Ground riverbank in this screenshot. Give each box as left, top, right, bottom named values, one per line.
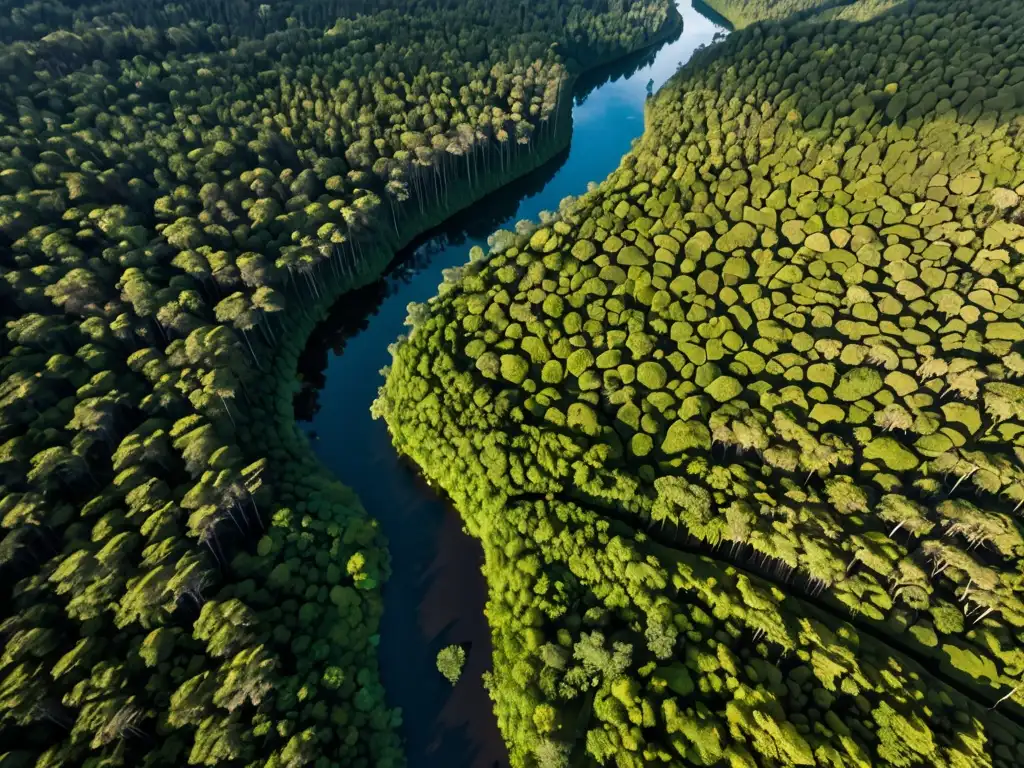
left=297, top=4, right=730, bottom=765
left=375, top=0, right=1024, bottom=763
left=262, top=9, right=690, bottom=766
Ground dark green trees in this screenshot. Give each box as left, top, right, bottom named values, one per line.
left=0, top=0, right=678, bottom=764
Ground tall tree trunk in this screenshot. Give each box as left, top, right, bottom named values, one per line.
left=990, top=685, right=1019, bottom=710
left=240, top=328, right=263, bottom=371
left=218, top=393, right=235, bottom=426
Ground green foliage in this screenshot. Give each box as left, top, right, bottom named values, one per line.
left=702, top=0, right=839, bottom=28
left=379, top=0, right=1024, bottom=764
left=0, top=0, right=679, bottom=764
left=501, top=354, right=530, bottom=384
left=663, top=420, right=712, bottom=454
left=436, top=644, right=467, bottom=685
left=705, top=375, right=742, bottom=402
left=637, top=361, right=668, bottom=390
left=833, top=367, right=884, bottom=402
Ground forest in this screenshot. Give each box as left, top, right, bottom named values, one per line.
left=379, top=0, right=1024, bottom=765
left=702, top=0, right=906, bottom=28
left=0, top=0, right=681, bottom=765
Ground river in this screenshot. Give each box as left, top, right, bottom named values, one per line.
left=295, top=3, right=727, bottom=765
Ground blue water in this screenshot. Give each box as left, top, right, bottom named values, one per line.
left=298, top=3, right=727, bottom=765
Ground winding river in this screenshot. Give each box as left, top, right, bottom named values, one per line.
left=295, top=3, right=727, bottom=765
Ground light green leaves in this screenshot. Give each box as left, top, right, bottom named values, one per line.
left=663, top=420, right=711, bottom=454
left=436, top=645, right=466, bottom=685
left=834, top=367, right=883, bottom=402
left=705, top=375, right=742, bottom=402
left=863, top=437, right=919, bottom=471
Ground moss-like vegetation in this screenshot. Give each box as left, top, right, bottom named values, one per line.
left=380, top=1, right=1024, bottom=765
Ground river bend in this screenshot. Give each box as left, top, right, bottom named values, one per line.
left=296, top=4, right=727, bottom=764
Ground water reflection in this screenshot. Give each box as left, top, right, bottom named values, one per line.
left=421, top=504, right=502, bottom=767
left=691, top=0, right=735, bottom=31
left=295, top=145, right=573, bottom=419
left=295, top=9, right=710, bottom=419
left=297, top=3, right=727, bottom=766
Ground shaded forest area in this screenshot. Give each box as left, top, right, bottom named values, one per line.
left=379, top=0, right=1024, bottom=765
left=0, top=0, right=679, bottom=765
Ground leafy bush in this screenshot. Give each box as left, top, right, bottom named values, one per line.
left=436, top=645, right=467, bottom=685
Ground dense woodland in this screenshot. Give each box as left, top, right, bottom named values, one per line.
left=0, top=0, right=681, bottom=765
left=703, top=0, right=903, bottom=28
left=700, top=0, right=827, bottom=28
left=379, top=0, right=1024, bottom=765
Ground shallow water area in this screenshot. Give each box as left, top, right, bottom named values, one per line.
left=296, top=3, right=727, bottom=765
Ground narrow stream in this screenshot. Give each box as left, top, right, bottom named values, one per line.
left=296, top=4, right=727, bottom=765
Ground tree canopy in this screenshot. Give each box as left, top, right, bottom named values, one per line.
left=378, top=0, right=1024, bottom=764
left=0, top=0, right=678, bottom=764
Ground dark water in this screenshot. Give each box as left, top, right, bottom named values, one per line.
left=296, top=3, right=727, bottom=765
